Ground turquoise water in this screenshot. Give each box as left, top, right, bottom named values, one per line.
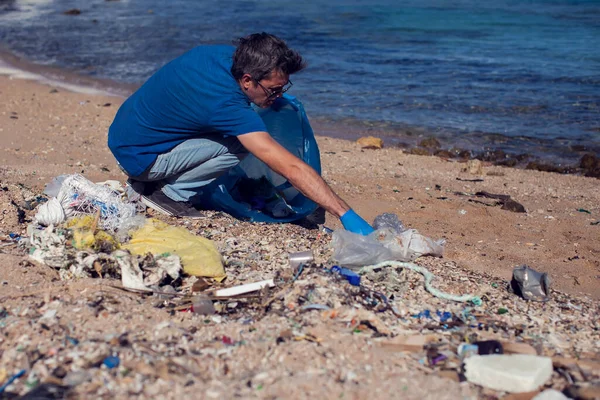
left=0, top=0, right=599, bottom=163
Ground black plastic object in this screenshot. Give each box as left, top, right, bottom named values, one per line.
left=509, top=265, right=551, bottom=302
left=19, top=383, right=70, bottom=399
left=474, top=340, right=504, bottom=355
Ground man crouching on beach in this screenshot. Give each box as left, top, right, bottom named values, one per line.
left=108, top=32, right=373, bottom=235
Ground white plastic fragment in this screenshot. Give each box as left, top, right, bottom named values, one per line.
left=213, top=279, right=274, bottom=298
left=464, top=354, right=553, bottom=393
left=35, top=197, right=66, bottom=226
left=532, top=390, right=570, bottom=400
left=114, top=250, right=148, bottom=291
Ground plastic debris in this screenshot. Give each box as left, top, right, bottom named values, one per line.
left=102, top=356, right=120, bottom=369
left=332, top=228, right=445, bottom=267
left=331, top=265, right=361, bottom=286
left=464, top=354, right=553, bottom=393
left=212, top=279, right=274, bottom=298
left=473, top=340, right=503, bottom=355
left=66, top=215, right=120, bottom=252
left=509, top=265, right=551, bottom=302
left=191, top=295, right=216, bottom=315
left=35, top=174, right=137, bottom=231
left=123, top=218, right=225, bottom=280
left=19, top=383, right=69, bottom=399
left=289, top=250, right=314, bottom=271
left=26, top=224, right=182, bottom=290
left=458, top=343, right=479, bottom=360
left=372, top=212, right=406, bottom=233
left=360, top=261, right=482, bottom=304
left=331, top=213, right=444, bottom=267
left=0, top=369, right=26, bottom=394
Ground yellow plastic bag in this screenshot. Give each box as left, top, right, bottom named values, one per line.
left=122, top=219, right=225, bottom=281
left=66, top=215, right=120, bottom=252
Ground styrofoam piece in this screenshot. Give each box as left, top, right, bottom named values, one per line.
left=532, top=390, right=569, bottom=400
left=464, top=354, right=553, bottom=393
left=213, top=279, right=274, bottom=298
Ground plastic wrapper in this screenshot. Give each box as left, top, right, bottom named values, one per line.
left=373, top=212, right=406, bottom=233
left=332, top=223, right=446, bottom=268
left=509, top=265, right=551, bottom=301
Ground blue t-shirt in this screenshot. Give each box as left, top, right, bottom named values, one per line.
left=108, top=45, right=267, bottom=177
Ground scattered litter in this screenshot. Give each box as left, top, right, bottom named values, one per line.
left=464, top=354, right=553, bottom=393
left=509, top=265, right=551, bottom=302
left=359, top=261, right=482, bottom=304
left=1, top=175, right=598, bottom=398
left=577, top=208, right=591, bottom=214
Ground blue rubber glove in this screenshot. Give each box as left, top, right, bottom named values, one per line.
left=340, top=209, right=375, bottom=235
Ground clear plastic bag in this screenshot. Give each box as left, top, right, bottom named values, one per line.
left=332, top=214, right=445, bottom=268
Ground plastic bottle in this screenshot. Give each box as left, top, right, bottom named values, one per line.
left=192, top=295, right=215, bottom=315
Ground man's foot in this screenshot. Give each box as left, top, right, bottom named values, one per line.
left=126, top=179, right=156, bottom=196
left=141, top=190, right=203, bottom=218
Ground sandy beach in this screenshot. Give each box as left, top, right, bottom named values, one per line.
left=1, top=70, right=599, bottom=398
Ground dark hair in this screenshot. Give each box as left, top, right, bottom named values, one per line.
left=231, top=33, right=306, bottom=81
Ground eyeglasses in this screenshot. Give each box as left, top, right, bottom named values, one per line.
left=254, top=79, right=293, bottom=100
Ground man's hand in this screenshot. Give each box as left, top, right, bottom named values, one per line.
left=238, top=131, right=350, bottom=217
left=340, top=209, right=375, bottom=235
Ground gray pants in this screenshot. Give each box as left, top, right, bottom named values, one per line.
left=133, top=135, right=248, bottom=202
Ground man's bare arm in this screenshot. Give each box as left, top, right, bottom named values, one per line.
left=237, top=131, right=350, bottom=217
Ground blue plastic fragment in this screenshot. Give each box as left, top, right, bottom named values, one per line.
left=322, top=226, right=334, bottom=234
left=412, top=309, right=432, bottom=319
left=0, top=369, right=26, bottom=394
left=436, top=310, right=452, bottom=322
left=102, top=356, right=120, bottom=369
left=8, top=233, right=19, bottom=239
left=331, top=266, right=361, bottom=286
left=66, top=336, right=79, bottom=346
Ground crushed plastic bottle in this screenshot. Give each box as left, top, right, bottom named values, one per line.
left=192, top=295, right=216, bottom=315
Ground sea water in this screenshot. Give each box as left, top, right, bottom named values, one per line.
left=0, top=0, right=598, bottom=165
